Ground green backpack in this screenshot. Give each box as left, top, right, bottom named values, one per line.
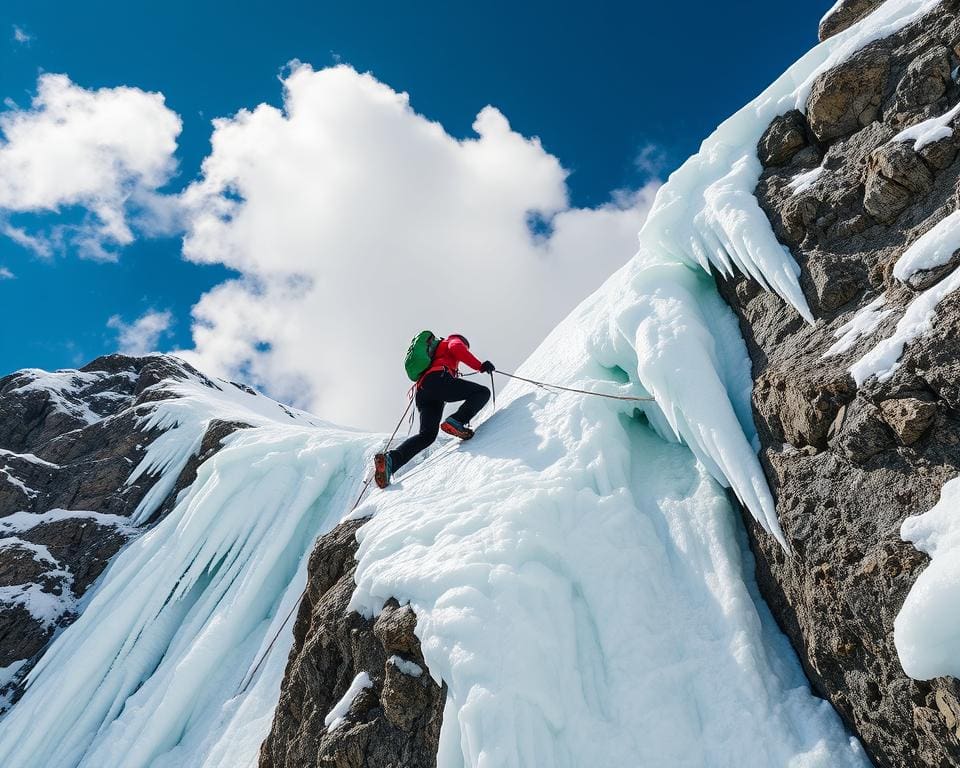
left=404, top=331, right=442, bottom=381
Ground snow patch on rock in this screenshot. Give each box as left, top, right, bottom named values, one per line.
left=896, top=478, right=960, bottom=679
left=324, top=672, right=373, bottom=731
left=825, top=296, right=893, bottom=357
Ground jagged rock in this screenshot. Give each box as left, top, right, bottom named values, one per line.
left=831, top=398, right=894, bottom=462
left=936, top=689, right=960, bottom=739
left=260, top=521, right=444, bottom=768
left=373, top=603, right=420, bottom=657
left=754, top=372, right=853, bottom=451
left=918, top=136, right=959, bottom=171
left=819, top=0, right=886, bottom=41
left=807, top=45, right=890, bottom=143
left=719, top=5, right=960, bottom=766
left=758, top=110, right=810, bottom=167
left=889, top=46, right=951, bottom=116
left=778, top=194, right=820, bottom=247
left=381, top=660, right=434, bottom=731
left=906, top=249, right=960, bottom=290
left=943, top=17, right=960, bottom=58
left=807, top=253, right=864, bottom=312
left=879, top=398, right=937, bottom=445
left=864, top=142, right=935, bottom=223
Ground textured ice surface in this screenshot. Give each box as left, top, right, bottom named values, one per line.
left=348, top=282, right=868, bottom=768
left=896, top=478, right=960, bottom=679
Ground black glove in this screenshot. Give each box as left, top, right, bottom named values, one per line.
left=480, top=360, right=495, bottom=374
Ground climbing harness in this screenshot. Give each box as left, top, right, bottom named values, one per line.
left=238, top=367, right=652, bottom=694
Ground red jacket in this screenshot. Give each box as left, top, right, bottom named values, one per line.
left=420, top=336, right=483, bottom=385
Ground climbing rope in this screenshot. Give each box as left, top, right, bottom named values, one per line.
left=494, top=370, right=655, bottom=402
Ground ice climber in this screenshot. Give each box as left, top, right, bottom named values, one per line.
left=374, top=333, right=494, bottom=488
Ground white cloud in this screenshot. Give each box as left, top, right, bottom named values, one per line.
left=12, top=26, right=31, bottom=45
left=634, top=143, right=669, bottom=181
left=1, top=222, right=52, bottom=258
left=0, top=266, right=13, bottom=279
left=178, top=64, right=660, bottom=428
left=0, top=73, right=181, bottom=260
left=107, top=310, right=173, bottom=355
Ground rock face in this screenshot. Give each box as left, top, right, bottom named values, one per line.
left=0, top=354, right=243, bottom=708
left=819, top=0, right=887, bottom=41
left=720, top=3, right=960, bottom=767
left=260, top=519, right=444, bottom=768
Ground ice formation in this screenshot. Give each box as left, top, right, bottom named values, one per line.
left=0, top=375, right=371, bottom=768
left=895, top=478, right=960, bottom=680
left=0, top=2, right=941, bottom=766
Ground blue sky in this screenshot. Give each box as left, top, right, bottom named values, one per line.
left=0, top=1, right=828, bottom=399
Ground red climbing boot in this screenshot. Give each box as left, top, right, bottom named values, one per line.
left=440, top=416, right=474, bottom=440
left=374, top=452, right=393, bottom=488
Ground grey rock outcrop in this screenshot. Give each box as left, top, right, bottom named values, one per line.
left=806, top=45, right=890, bottom=143
left=260, top=519, right=444, bottom=768
left=820, top=0, right=887, bottom=41
left=0, top=354, right=244, bottom=708
left=724, top=3, right=960, bottom=766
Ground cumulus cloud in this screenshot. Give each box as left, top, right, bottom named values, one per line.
left=107, top=309, right=174, bottom=355
left=12, top=26, right=31, bottom=45
left=178, top=64, right=659, bottom=428
left=0, top=266, right=13, bottom=279
left=0, top=73, right=181, bottom=260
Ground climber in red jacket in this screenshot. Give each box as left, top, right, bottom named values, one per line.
left=375, top=334, right=494, bottom=488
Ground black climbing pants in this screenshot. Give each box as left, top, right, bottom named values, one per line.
left=388, top=370, right=490, bottom=471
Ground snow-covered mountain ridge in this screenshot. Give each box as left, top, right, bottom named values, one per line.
left=3, top=1, right=960, bottom=766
